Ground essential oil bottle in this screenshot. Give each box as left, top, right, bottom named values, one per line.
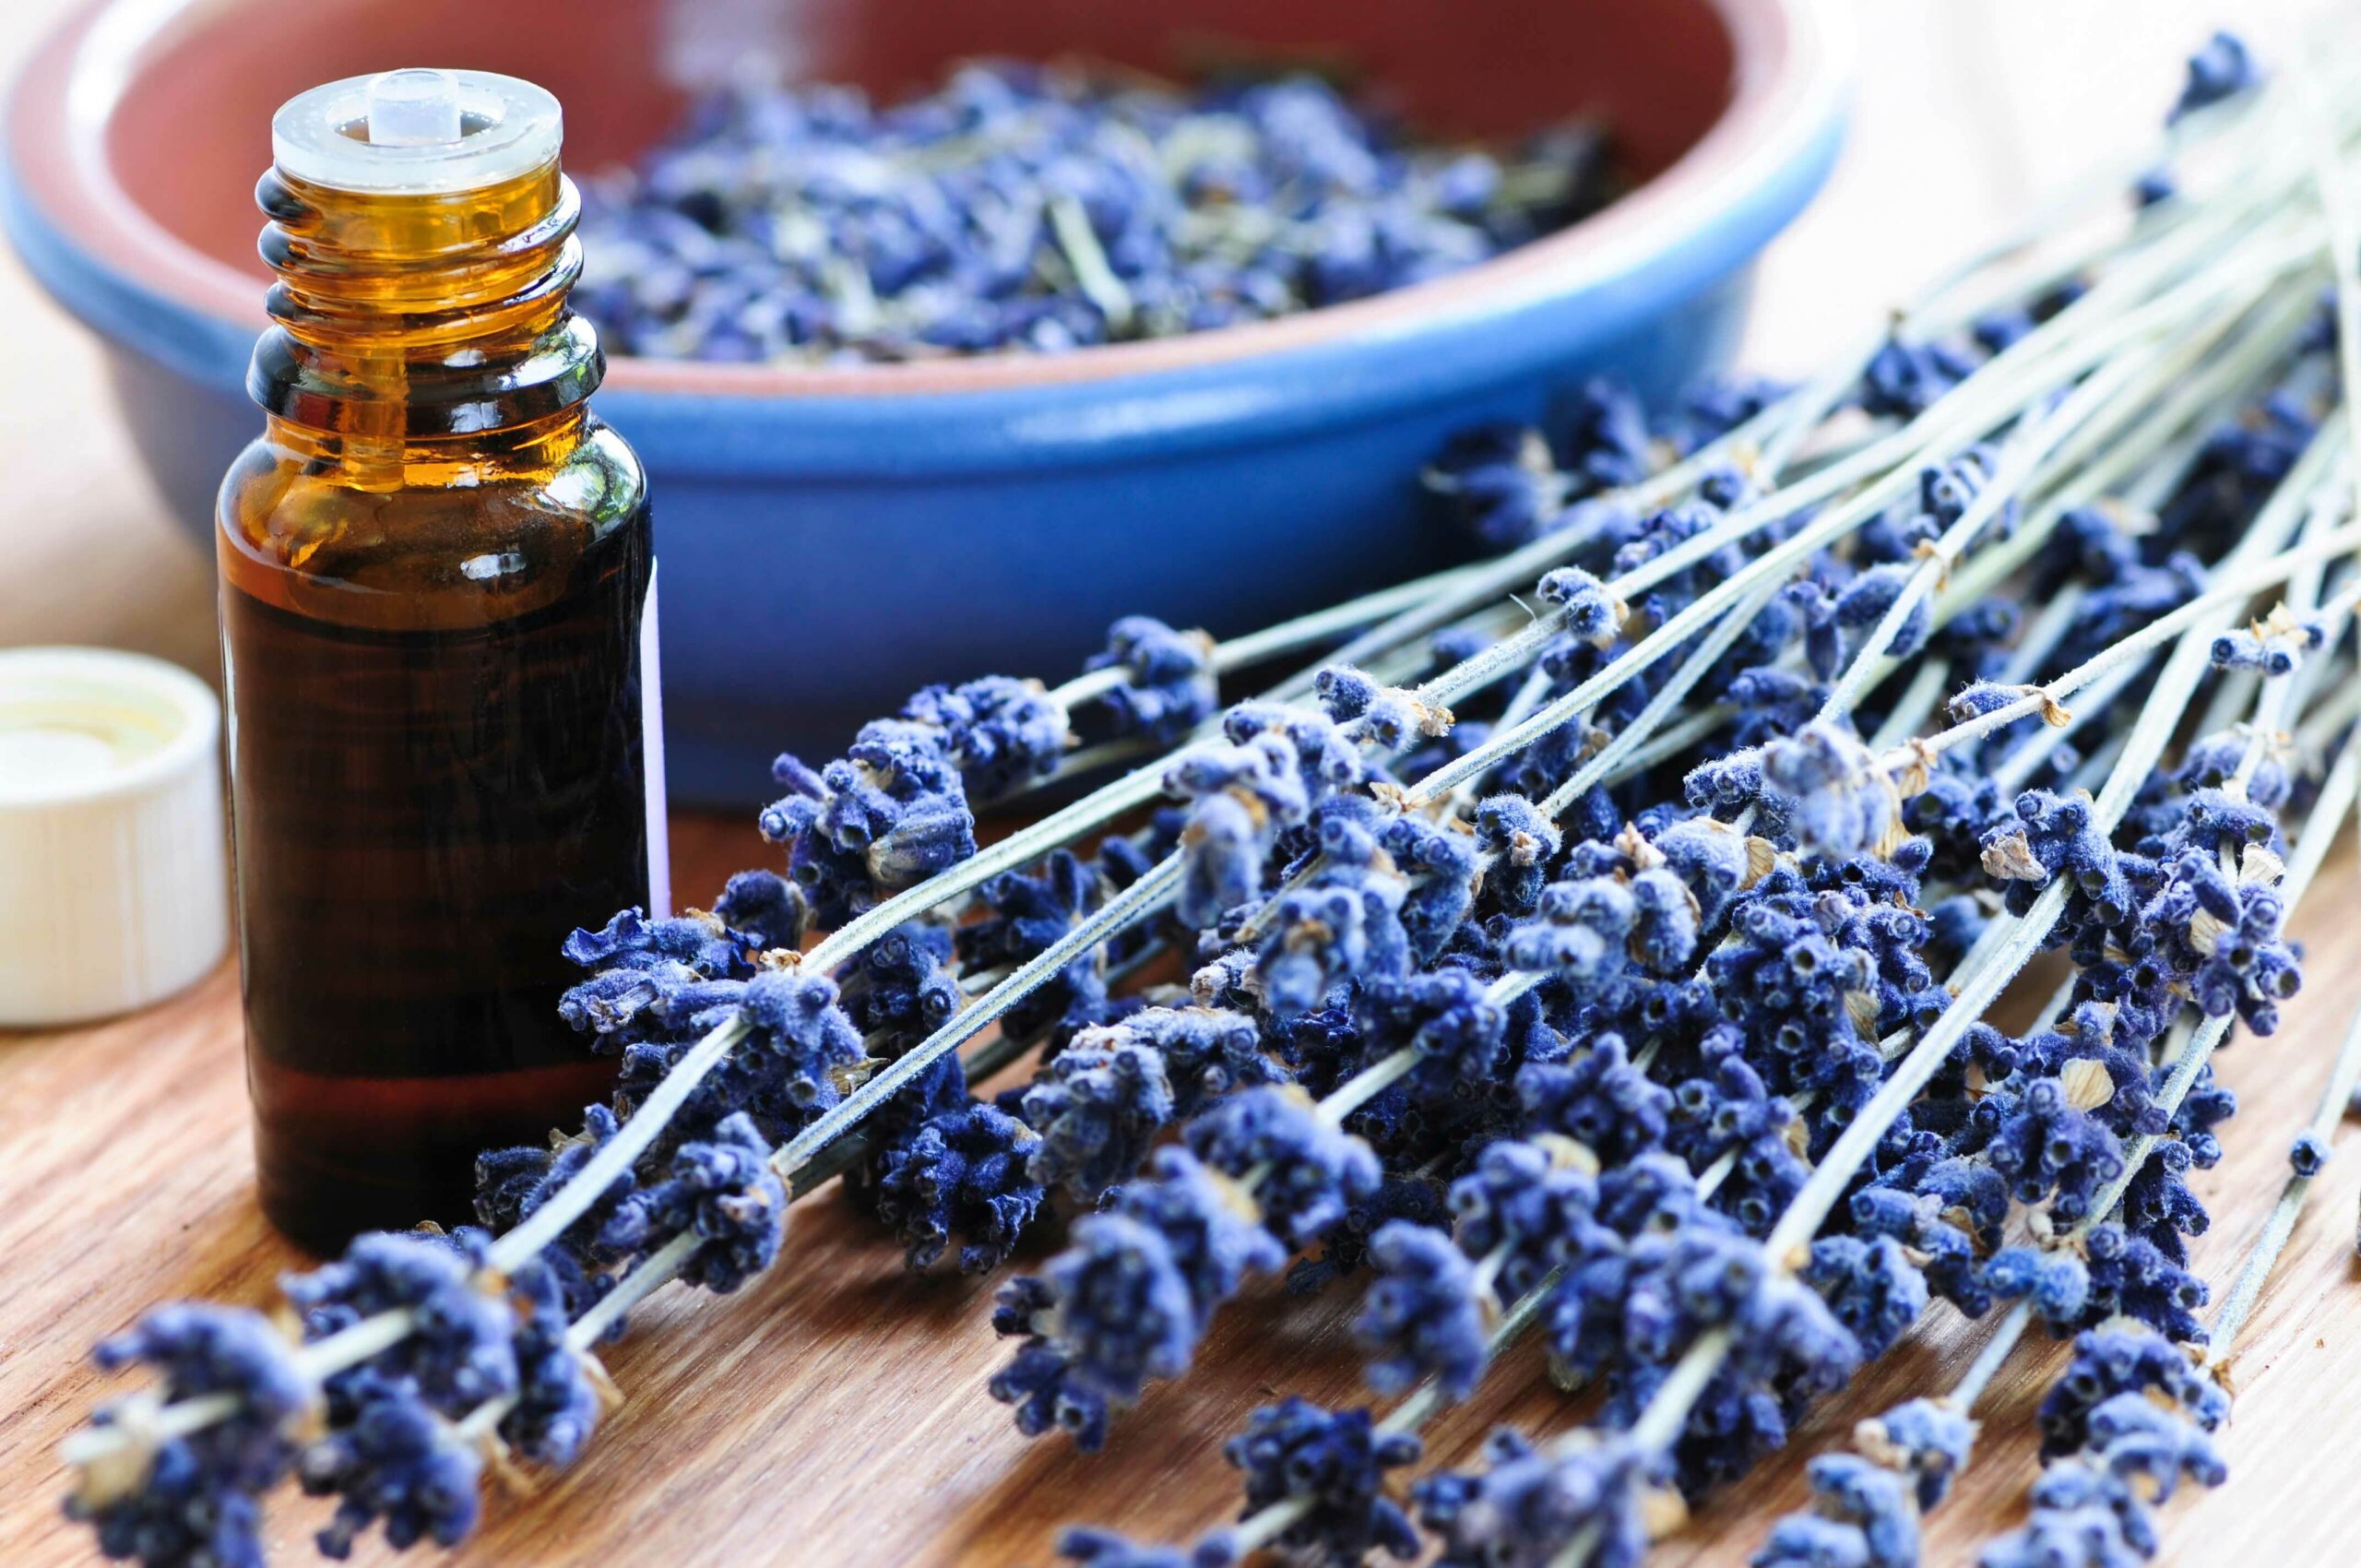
left=219, top=69, right=666, bottom=1253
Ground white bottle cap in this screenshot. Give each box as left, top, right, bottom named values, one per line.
left=271, top=68, right=563, bottom=195
left=0, top=647, right=229, bottom=1026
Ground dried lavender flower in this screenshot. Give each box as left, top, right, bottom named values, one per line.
left=67, top=1307, right=319, bottom=1568
left=1222, top=1397, right=1422, bottom=1564
left=575, top=64, right=1620, bottom=364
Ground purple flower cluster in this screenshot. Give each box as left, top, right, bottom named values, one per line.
left=1221, top=1397, right=1424, bottom=1565
left=266, top=1230, right=593, bottom=1558
left=1355, top=1220, right=1489, bottom=1399
left=759, top=677, right=1069, bottom=921
left=599, top=1111, right=789, bottom=1291
left=1425, top=379, right=1780, bottom=549
left=1021, top=1006, right=1282, bottom=1203
left=1089, top=618, right=1220, bottom=743
left=1978, top=1377, right=2226, bottom=1568
left=871, top=1089, right=1046, bottom=1274
left=1750, top=1395, right=1977, bottom=1567
left=575, top=63, right=1619, bottom=363
left=991, top=1148, right=1285, bottom=1447
left=1168, top=703, right=1369, bottom=926
left=2035, top=1323, right=2227, bottom=1458
left=1754, top=1455, right=1920, bottom=1568
left=539, top=894, right=869, bottom=1170
left=68, top=1307, right=318, bottom=1568
left=1414, top=1431, right=1671, bottom=1568
left=1187, top=1086, right=1381, bottom=1248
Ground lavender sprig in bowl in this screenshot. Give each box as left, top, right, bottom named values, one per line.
left=2, top=0, right=1848, bottom=802
left=569, top=62, right=1628, bottom=366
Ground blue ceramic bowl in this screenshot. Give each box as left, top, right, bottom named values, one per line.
left=6, top=0, right=1845, bottom=804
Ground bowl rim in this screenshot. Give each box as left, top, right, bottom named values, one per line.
left=8, top=0, right=1849, bottom=399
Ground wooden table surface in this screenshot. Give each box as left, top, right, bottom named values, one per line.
left=6, top=4, right=2358, bottom=1566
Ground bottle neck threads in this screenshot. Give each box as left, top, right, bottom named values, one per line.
left=250, top=160, right=603, bottom=443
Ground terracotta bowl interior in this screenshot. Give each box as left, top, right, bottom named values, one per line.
left=109, top=0, right=1736, bottom=310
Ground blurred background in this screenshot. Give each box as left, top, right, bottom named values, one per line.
left=0, top=0, right=2322, bottom=686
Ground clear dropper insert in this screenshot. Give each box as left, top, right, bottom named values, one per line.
left=366, top=68, right=465, bottom=147
left=270, top=68, right=563, bottom=195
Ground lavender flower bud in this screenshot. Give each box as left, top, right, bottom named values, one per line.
left=1089, top=617, right=1218, bottom=743
left=1222, top=1397, right=1422, bottom=1565
left=1186, top=1086, right=1380, bottom=1249
left=1760, top=721, right=1899, bottom=861
left=1414, top=1430, right=1664, bottom=1568
left=871, top=1097, right=1045, bottom=1273
left=299, top=1385, right=482, bottom=1558
left=282, top=1233, right=518, bottom=1413
left=1537, top=566, right=1624, bottom=645
left=901, top=674, right=1072, bottom=800
left=1855, top=1397, right=1975, bottom=1510
left=598, top=1112, right=787, bottom=1291
left=1023, top=1040, right=1179, bottom=1202
left=1354, top=1222, right=1486, bottom=1399
left=68, top=1307, right=319, bottom=1568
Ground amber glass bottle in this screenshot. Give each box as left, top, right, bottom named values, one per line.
left=219, top=71, right=664, bottom=1253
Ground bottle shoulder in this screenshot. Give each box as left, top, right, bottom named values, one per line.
left=219, top=417, right=649, bottom=630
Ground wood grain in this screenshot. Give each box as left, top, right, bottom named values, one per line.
left=6, top=2, right=2360, bottom=1564
left=3, top=819, right=2359, bottom=1568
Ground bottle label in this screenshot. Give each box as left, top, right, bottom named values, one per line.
left=640, top=561, right=672, bottom=918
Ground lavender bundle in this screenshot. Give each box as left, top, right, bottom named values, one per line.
left=1038, top=37, right=2361, bottom=1568
left=58, top=29, right=2361, bottom=1568
left=573, top=60, right=1617, bottom=362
